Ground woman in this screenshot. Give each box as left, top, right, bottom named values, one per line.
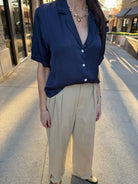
left=31, top=0, right=108, bottom=183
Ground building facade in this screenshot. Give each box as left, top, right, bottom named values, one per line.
left=108, top=9, right=119, bottom=32
left=0, top=0, right=42, bottom=80
left=116, top=0, right=138, bottom=32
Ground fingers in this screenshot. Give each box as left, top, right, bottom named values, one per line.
left=41, top=118, right=49, bottom=128
left=96, top=105, right=102, bottom=121
left=42, top=118, right=51, bottom=128
left=42, top=120, right=47, bottom=128
left=40, top=111, right=51, bottom=128
left=96, top=111, right=101, bottom=121
left=47, top=116, right=51, bottom=128
left=46, top=111, right=51, bottom=128
left=42, top=120, right=50, bottom=128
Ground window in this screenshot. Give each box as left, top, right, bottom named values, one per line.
left=131, top=18, right=138, bottom=33
left=22, top=0, right=32, bottom=53
left=0, top=0, right=10, bottom=49
left=122, top=18, right=129, bottom=32
left=11, top=0, right=25, bottom=60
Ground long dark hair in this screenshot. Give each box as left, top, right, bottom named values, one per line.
left=87, top=0, right=107, bottom=42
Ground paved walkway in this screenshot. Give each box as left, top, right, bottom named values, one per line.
left=0, top=42, right=138, bottom=184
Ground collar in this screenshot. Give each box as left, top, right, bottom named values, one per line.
left=56, top=0, right=95, bottom=20
left=56, top=0, right=70, bottom=14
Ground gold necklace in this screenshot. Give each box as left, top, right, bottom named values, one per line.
left=69, top=6, right=88, bottom=23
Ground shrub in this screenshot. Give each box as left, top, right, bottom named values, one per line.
left=107, top=32, right=138, bottom=36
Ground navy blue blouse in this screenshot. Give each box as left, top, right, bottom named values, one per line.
left=31, top=0, right=108, bottom=97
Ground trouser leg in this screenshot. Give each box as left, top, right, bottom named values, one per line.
left=46, top=85, right=80, bottom=183
left=72, top=83, right=98, bottom=179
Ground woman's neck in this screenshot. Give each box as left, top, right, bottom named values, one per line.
left=66, top=0, right=87, bottom=12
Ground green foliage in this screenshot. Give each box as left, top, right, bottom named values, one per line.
left=108, top=32, right=138, bottom=36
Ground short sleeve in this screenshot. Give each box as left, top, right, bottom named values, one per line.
left=98, top=22, right=109, bottom=65
left=31, top=8, right=51, bottom=68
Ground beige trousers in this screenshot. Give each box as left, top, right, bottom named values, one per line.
left=46, top=83, right=98, bottom=183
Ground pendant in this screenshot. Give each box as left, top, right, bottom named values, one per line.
left=77, top=18, right=81, bottom=22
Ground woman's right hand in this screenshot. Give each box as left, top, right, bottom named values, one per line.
left=40, top=109, right=51, bottom=128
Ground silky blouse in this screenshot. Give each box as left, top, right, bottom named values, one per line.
left=31, top=0, right=109, bottom=97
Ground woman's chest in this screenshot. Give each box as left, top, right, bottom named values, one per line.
left=41, top=12, right=101, bottom=53
left=72, top=15, right=89, bottom=46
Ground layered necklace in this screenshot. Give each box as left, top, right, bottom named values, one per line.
left=68, top=1, right=88, bottom=23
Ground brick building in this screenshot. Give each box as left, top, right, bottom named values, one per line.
left=0, top=0, right=42, bottom=80
left=108, top=9, right=119, bottom=32
left=116, top=0, right=138, bottom=32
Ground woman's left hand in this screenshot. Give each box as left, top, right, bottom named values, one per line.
left=96, top=102, right=102, bottom=121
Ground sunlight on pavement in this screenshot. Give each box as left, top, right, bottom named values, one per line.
left=121, top=57, right=138, bottom=73
left=104, top=56, right=138, bottom=127
left=0, top=81, right=37, bottom=153
left=107, top=47, right=138, bottom=73
left=0, top=79, right=47, bottom=183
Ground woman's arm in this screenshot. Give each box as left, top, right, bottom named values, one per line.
left=37, top=63, right=51, bottom=128
left=97, top=70, right=102, bottom=105
left=37, top=63, right=50, bottom=110
left=96, top=70, right=102, bottom=121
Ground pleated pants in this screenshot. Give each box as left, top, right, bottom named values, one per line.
left=46, top=83, right=98, bottom=183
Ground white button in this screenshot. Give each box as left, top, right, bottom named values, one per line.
left=84, top=78, right=87, bottom=82
left=82, top=64, right=85, bottom=67
left=81, top=49, right=84, bottom=53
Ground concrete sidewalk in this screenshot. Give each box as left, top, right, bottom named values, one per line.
left=0, top=42, right=138, bottom=184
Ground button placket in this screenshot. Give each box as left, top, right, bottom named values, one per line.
left=80, top=47, right=87, bottom=82
left=81, top=48, right=86, bottom=67
left=81, top=49, right=84, bottom=53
